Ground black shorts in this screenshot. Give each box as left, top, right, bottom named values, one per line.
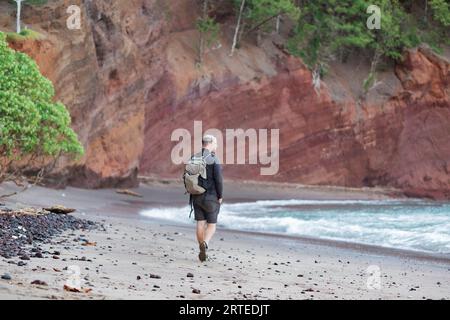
left=193, top=194, right=221, bottom=224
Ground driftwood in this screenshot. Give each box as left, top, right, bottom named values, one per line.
left=43, top=205, right=76, bottom=215
left=63, top=285, right=92, bottom=293
left=116, top=189, right=143, bottom=198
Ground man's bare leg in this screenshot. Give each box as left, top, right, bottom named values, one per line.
left=204, top=223, right=217, bottom=246
left=196, top=220, right=207, bottom=244
left=197, top=221, right=208, bottom=262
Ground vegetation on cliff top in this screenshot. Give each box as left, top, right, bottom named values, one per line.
left=198, top=0, right=450, bottom=90
left=0, top=31, right=83, bottom=189
left=5, top=29, right=43, bottom=42
left=287, top=0, right=450, bottom=89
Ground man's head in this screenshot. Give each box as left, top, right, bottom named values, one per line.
left=202, top=135, right=218, bottom=152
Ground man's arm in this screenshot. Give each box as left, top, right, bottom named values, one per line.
left=214, top=161, right=223, bottom=201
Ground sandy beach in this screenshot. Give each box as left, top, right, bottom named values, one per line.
left=0, top=182, right=449, bottom=300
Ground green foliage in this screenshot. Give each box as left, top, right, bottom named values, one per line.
left=372, top=0, right=421, bottom=60
left=7, top=0, right=48, bottom=5
left=245, top=0, right=300, bottom=31
left=196, top=16, right=220, bottom=49
left=0, top=32, right=83, bottom=168
left=287, top=0, right=449, bottom=74
left=363, top=71, right=376, bottom=93
left=287, top=0, right=365, bottom=72
left=430, top=0, right=450, bottom=26
left=26, top=0, right=48, bottom=4
left=232, top=0, right=300, bottom=34
left=425, top=0, right=450, bottom=47
left=196, top=0, right=220, bottom=64
left=6, top=29, right=44, bottom=42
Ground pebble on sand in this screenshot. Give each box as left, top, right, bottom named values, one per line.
left=1, top=274, right=12, bottom=280
left=31, top=280, right=48, bottom=286
left=0, top=209, right=98, bottom=260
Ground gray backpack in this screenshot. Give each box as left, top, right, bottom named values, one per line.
left=184, top=152, right=212, bottom=195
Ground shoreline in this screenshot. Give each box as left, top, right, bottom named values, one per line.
left=138, top=177, right=404, bottom=201
left=142, top=217, right=450, bottom=265
left=2, top=180, right=448, bottom=259
left=1, top=182, right=450, bottom=300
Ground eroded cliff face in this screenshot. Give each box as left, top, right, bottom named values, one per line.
left=1, top=0, right=171, bottom=187
left=364, top=48, right=450, bottom=199
left=1, top=0, right=449, bottom=198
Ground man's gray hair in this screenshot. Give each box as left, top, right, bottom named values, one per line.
left=202, top=135, right=217, bottom=146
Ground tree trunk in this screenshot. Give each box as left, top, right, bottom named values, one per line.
left=424, top=0, right=428, bottom=23
left=198, top=37, right=205, bottom=65
left=197, top=0, right=209, bottom=65
left=230, top=0, right=246, bottom=56
left=312, top=64, right=321, bottom=95
left=276, top=15, right=281, bottom=34
left=370, top=48, right=381, bottom=75
left=16, top=0, right=23, bottom=34
left=362, top=48, right=382, bottom=96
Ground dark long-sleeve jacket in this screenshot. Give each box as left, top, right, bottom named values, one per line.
left=198, top=149, right=223, bottom=199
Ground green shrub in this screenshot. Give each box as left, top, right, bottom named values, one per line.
left=245, top=0, right=300, bottom=32
left=6, top=29, right=44, bottom=42
left=0, top=31, right=83, bottom=183
left=196, top=0, right=220, bottom=65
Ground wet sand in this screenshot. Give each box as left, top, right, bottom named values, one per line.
left=0, top=182, right=449, bottom=300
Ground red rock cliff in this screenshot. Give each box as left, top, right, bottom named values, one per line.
left=1, top=0, right=449, bottom=198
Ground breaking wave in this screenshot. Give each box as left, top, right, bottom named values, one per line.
left=140, top=199, right=450, bottom=254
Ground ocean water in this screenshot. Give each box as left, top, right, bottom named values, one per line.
left=140, top=199, right=450, bottom=255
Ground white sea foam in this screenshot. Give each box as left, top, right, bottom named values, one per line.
left=139, top=199, right=450, bottom=254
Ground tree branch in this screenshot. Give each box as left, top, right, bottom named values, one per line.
left=244, top=11, right=284, bottom=36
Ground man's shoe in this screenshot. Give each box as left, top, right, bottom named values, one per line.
left=199, top=242, right=208, bottom=262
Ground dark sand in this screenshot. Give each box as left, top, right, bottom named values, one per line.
left=0, top=181, right=449, bottom=300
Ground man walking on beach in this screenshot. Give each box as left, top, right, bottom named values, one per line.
left=191, top=135, right=223, bottom=262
